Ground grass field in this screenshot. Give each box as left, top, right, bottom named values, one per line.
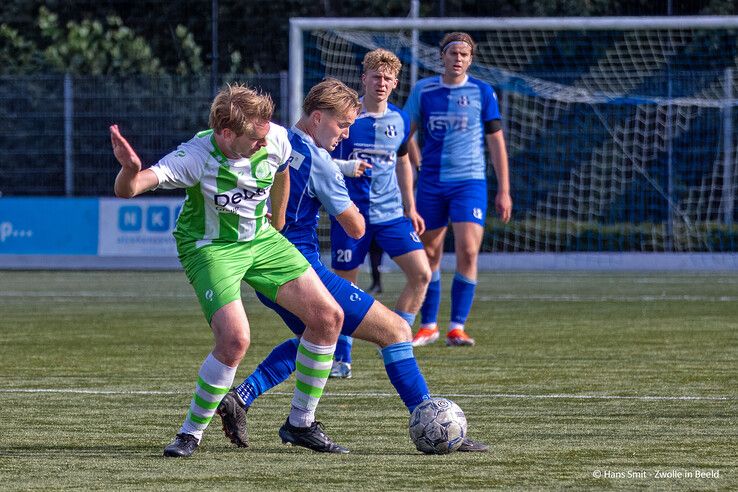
left=0, top=270, right=736, bottom=490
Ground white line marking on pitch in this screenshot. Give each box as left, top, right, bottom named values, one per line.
left=0, top=291, right=196, bottom=299
left=2, top=291, right=737, bottom=302
left=475, top=294, right=738, bottom=302
left=1, top=388, right=733, bottom=401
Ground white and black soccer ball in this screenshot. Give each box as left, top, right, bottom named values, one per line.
left=409, top=397, right=467, bottom=454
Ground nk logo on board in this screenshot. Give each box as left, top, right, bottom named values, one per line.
left=118, top=205, right=179, bottom=232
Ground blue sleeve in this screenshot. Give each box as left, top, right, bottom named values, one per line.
left=482, top=84, right=501, bottom=122
left=403, top=84, right=422, bottom=125
left=400, top=109, right=412, bottom=147
left=308, top=149, right=353, bottom=216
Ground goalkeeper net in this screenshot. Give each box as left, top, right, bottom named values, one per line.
left=291, top=17, right=738, bottom=253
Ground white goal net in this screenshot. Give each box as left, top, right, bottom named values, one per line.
left=290, top=17, right=738, bottom=254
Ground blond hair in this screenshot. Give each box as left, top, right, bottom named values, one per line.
left=302, top=78, right=361, bottom=117
left=439, top=32, right=476, bottom=54
left=209, top=83, right=274, bottom=135
left=362, top=48, right=402, bottom=77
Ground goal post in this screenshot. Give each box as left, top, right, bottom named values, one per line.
left=289, top=16, right=738, bottom=260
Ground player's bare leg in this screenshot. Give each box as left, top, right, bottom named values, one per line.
left=421, top=226, right=446, bottom=273
left=452, top=222, right=483, bottom=282
left=210, top=302, right=251, bottom=366
left=276, top=268, right=343, bottom=346
left=392, top=249, right=431, bottom=317
left=164, top=301, right=249, bottom=457
left=351, top=301, right=411, bottom=346
left=218, top=269, right=346, bottom=452
left=272, top=268, right=348, bottom=453
left=414, top=226, right=446, bottom=346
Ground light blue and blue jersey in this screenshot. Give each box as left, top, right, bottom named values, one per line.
left=281, top=126, right=354, bottom=258
left=404, top=75, right=500, bottom=182
left=257, top=125, right=374, bottom=336
left=331, top=103, right=411, bottom=225
left=329, top=103, right=423, bottom=270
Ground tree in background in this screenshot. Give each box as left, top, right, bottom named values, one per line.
left=1, top=4, right=202, bottom=75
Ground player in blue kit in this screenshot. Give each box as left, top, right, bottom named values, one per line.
left=405, top=32, right=512, bottom=347
left=328, top=49, right=431, bottom=379
left=215, top=78, right=488, bottom=453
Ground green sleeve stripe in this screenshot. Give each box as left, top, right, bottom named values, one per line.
left=197, top=377, right=229, bottom=396
left=295, top=361, right=331, bottom=379
left=194, top=393, right=221, bottom=410
left=295, top=379, right=325, bottom=399
left=297, top=344, right=334, bottom=363
left=188, top=410, right=212, bottom=425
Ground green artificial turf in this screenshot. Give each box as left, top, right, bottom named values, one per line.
left=0, top=271, right=735, bottom=490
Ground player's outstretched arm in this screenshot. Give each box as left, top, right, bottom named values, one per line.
left=110, top=124, right=159, bottom=198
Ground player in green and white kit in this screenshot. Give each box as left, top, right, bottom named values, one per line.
left=111, top=83, right=347, bottom=457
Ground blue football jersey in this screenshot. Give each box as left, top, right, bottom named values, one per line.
left=404, top=75, right=501, bottom=182
left=331, top=103, right=411, bottom=224
left=282, top=126, right=354, bottom=256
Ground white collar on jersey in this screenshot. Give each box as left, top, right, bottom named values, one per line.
left=439, top=74, right=469, bottom=88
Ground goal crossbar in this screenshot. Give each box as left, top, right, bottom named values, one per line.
left=289, top=16, right=738, bottom=124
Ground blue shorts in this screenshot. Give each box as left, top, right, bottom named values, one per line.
left=330, top=216, right=424, bottom=271
left=256, top=250, right=375, bottom=337
left=416, top=177, right=488, bottom=231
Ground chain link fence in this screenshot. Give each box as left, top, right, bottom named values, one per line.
left=1, top=73, right=287, bottom=197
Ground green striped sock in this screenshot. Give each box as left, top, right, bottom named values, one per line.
left=180, top=353, right=236, bottom=440
left=289, top=339, right=335, bottom=427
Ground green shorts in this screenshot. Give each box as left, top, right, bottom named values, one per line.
left=177, top=227, right=310, bottom=323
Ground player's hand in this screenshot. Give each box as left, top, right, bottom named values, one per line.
left=495, top=191, right=512, bottom=224
left=335, top=159, right=372, bottom=177
left=265, top=211, right=285, bottom=231
left=406, top=208, right=426, bottom=236
left=110, top=124, right=142, bottom=173
left=353, top=160, right=372, bottom=177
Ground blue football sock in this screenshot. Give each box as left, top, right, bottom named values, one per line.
left=420, top=269, right=441, bottom=325
left=394, top=310, right=416, bottom=328
left=450, top=272, right=477, bottom=325
left=381, top=342, right=431, bottom=413
left=333, top=335, right=353, bottom=363
left=235, top=338, right=299, bottom=408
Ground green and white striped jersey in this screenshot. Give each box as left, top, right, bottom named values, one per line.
left=150, top=124, right=291, bottom=248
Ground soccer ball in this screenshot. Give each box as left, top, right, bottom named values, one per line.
left=409, top=397, right=467, bottom=454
